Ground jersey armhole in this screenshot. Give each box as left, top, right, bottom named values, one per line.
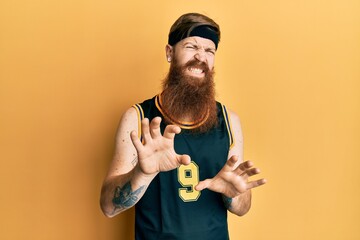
left=221, top=104, right=235, bottom=149
left=132, top=104, right=144, bottom=140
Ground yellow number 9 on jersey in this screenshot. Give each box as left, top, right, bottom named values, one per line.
left=178, top=161, right=201, bottom=202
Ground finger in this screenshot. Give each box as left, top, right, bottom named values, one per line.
left=246, top=178, right=267, bottom=190
left=241, top=167, right=261, bottom=178
left=234, top=160, right=253, bottom=175
left=195, top=179, right=212, bottom=191
left=130, top=130, right=144, bottom=152
left=149, top=117, right=162, bottom=138
left=163, top=124, right=181, bottom=139
left=238, top=161, right=253, bottom=171
left=178, top=154, right=191, bottom=165
left=224, top=155, right=238, bottom=171
left=234, top=161, right=252, bottom=175
left=141, top=118, right=152, bottom=143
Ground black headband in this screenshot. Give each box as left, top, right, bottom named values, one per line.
left=168, top=25, right=219, bottom=49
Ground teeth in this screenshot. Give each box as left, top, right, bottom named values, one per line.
left=189, top=68, right=203, bottom=74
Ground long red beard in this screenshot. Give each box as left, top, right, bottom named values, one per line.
left=161, top=58, right=218, bottom=133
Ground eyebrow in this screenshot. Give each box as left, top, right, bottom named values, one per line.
left=182, top=41, right=216, bottom=51
left=182, top=41, right=197, bottom=46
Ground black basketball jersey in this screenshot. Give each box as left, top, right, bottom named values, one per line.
left=132, top=95, right=234, bottom=240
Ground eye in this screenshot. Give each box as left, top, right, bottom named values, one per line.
left=185, top=45, right=196, bottom=49
left=206, top=49, right=215, bottom=55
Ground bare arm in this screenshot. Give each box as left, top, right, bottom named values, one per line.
left=100, top=107, right=152, bottom=217
left=224, top=110, right=252, bottom=216
left=195, top=110, right=266, bottom=216
left=100, top=108, right=190, bottom=218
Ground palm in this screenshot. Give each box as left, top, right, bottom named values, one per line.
left=130, top=117, right=190, bottom=175
left=195, top=156, right=266, bottom=198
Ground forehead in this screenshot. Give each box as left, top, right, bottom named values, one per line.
left=177, top=36, right=216, bottom=49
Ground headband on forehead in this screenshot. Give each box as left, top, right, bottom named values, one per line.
left=168, top=25, right=219, bottom=49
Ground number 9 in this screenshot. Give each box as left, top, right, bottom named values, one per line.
left=178, top=161, right=201, bottom=202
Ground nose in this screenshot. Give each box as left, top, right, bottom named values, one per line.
left=194, top=49, right=206, bottom=62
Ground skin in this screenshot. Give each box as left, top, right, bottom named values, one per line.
left=100, top=36, right=266, bottom=218
left=196, top=111, right=267, bottom=215
left=166, top=36, right=216, bottom=80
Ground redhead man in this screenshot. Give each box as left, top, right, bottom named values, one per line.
left=100, top=13, right=266, bottom=240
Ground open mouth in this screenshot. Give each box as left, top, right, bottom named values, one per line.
left=188, top=67, right=204, bottom=76
left=183, top=59, right=209, bottom=78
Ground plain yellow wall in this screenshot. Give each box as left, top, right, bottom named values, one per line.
left=1, top=0, right=359, bottom=239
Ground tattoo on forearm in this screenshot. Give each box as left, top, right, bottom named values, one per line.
left=112, top=181, right=145, bottom=212
left=222, top=195, right=233, bottom=209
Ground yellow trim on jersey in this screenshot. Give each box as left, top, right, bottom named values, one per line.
left=132, top=104, right=144, bottom=139
left=221, top=104, right=235, bottom=149
left=155, top=94, right=210, bottom=129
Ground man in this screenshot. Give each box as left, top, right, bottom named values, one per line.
left=100, top=13, right=266, bottom=240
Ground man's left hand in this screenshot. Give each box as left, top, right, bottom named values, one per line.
left=195, top=156, right=266, bottom=198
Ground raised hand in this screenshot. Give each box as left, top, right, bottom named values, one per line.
left=195, top=155, right=266, bottom=198
left=130, top=117, right=191, bottom=176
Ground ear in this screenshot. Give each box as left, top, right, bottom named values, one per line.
left=165, top=44, right=173, bottom=62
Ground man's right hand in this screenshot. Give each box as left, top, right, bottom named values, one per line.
left=130, top=117, right=191, bottom=176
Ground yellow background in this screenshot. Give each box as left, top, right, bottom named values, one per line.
left=1, top=0, right=359, bottom=239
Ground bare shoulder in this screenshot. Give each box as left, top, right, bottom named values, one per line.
left=118, top=107, right=138, bottom=131
left=226, top=108, right=242, bottom=132
left=106, top=107, right=139, bottom=178
left=115, top=106, right=139, bottom=152
left=226, top=108, right=244, bottom=159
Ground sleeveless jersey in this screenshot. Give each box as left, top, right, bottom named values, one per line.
left=132, top=95, right=234, bottom=240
